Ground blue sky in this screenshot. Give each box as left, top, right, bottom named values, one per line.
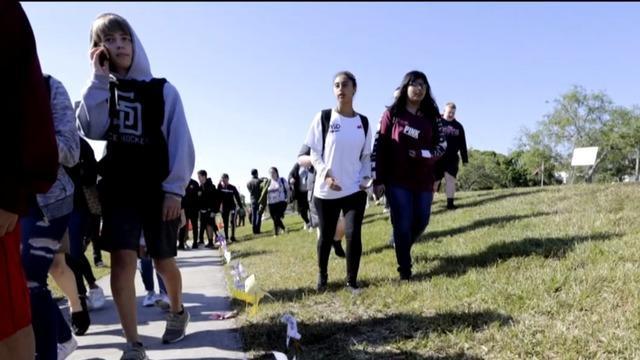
left=23, top=2, right=639, bottom=198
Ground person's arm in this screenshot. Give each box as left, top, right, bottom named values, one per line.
left=289, top=163, right=299, bottom=184
left=232, top=186, right=243, bottom=209
left=0, top=2, right=58, bottom=223
left=297, top=144, right=313, bottom=168
left=425, top=118, right=447, bottom=160
left=460, top=124, right=469, bottom=164
left=358, top=117, right=373, bottom=187
left=161, top=82, right=195, bottom=198
left=371, top=110, right=392, bottom=186
left=76, top=73, right=111, bottom=140
left=49, top=76, right=80, bottom=168
left=258, top=179, right=270, bottom=210
left=304, top=112, right=331, bottom=183
left=158, top=82, right=195, bottom=220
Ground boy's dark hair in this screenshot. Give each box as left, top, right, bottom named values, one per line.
left=90, top=13, right=133, bottom=49
left=198, top=170, right=207, bottom=177
left=334, top=71, right=357, bottom=89
left=389, top=70, right=440, bottom=121
left=251, top=169, right=258, bottom=177
left=221, top=173, right=229, bottom=179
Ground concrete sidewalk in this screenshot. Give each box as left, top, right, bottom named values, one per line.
left=68, top=248, right=246, bottom=360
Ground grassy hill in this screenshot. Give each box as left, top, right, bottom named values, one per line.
left=229, top=184, right=640, bottom=359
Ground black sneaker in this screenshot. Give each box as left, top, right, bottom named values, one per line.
left=72, top=297, right=91, bottom=336
left=333, top=242, right=346, bottom=258
left=205, top=243, right=214, bottom=249
left=399, top=270, right=412, bottom=281
left=316, top=273, right=328, bottom=292
left=446, top=198, right=457, bottom=210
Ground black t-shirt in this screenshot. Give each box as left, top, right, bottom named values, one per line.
left=439, top=118, right=468, bottom=165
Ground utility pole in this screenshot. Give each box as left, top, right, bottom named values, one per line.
left=541, top=160, right=544, bottom=187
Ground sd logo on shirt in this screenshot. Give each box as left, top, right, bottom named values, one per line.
left=330, top=123, right=341, bottom=133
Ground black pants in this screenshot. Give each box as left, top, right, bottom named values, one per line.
left=199, top=210, right=218, bottom=243
left=314, top=191, right=367, bottom=284
left=268, top=201, right=287, bottom=235
left=251, top=203, right=262, bottom=234
left=221, top=209, right=236, bottom=240
left=66, top=253, right=96, bottom=297
left=179, top=208, right=199, bottom=247
left=296, top=191, right=310, bottom=225
left=87, top=214, right=102, bottom=264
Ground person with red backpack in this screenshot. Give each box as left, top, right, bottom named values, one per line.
left=303, top=71, right=373, bottom=293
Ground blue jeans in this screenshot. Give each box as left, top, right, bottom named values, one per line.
left=21, top=207, right=72, bottom=360
left=387, top=185, right=433, bottom=277
left=139, top=257, right=166, bottom=294
left=251, top=203, right=262, bottom=234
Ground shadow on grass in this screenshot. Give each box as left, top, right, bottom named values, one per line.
left=251, top=350, right=482, bottom=360
left=415, top=232, right=618, bottom=279
left=363, top=212, right=551, bottom=257
left=242, top=311, right=509, bottom=359
left=233, top=248, right=272, bottom=260
left=362, top=212, right=390, bottom=226
left=431, top=188, right=545, bottom=215
left=418, top=212, right=551, bottom=243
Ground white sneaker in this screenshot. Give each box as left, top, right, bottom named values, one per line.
left=57, top=336, right=77, bottom=360
left=142, top=291, right=157, bottom=307
left=88, top=287, right=105, bottom=310
left=154, top=293, right=171, bottom=312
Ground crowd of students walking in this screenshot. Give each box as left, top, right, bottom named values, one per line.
left=1, top=3, right=469, bottom=360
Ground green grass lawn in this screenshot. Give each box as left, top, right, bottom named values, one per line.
left=228, top=184, right=640, bottom=359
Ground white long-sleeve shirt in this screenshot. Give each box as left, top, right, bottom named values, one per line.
left=304, top=109, right=372, bottom=200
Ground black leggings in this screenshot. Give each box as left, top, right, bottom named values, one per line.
left=314, top=191, right=367, bottom=284
left=296, top=192, right=310, bottom=225
left=268, top=201, right=287, bottom=235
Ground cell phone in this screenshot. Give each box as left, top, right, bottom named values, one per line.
left=97, top=46, right=110, bottom=67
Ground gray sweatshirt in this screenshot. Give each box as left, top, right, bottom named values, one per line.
left=37, top=75, right=79, bottom=220
left=76, top=24, right=195, bottom=197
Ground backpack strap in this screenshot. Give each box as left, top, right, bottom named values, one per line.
left=322, top=109, right=370, bottom=156
left=356, top=113, right=369, bottom=159
left=320, top=109, right=332, bottom=157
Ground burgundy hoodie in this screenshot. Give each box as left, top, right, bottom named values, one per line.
left=0, top=1, right=58, bottom=215
left=372, top=108, right=447, bottom=193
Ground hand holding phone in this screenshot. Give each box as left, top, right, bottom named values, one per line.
left=89, top=45, right=110, bottom=76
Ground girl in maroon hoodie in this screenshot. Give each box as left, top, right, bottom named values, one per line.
left=372, top=70, right=446, bottom=280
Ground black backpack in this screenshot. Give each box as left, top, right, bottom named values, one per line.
left=319, top=108, right=369, bottom=157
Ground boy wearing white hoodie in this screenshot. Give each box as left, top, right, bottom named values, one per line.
left=77, top=13, right=195, bottom=360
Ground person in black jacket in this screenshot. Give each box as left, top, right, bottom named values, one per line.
left=433, top=102, right=468, bottom=210
left=288, top=162, right=311, bottom=229
left=246, top=169, right=264, bottom=234
left=197, top=170, right=219, bottom=248
left=178, top=179, right=200, bottom=250
left=218, top=174, right=244, bottom=243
